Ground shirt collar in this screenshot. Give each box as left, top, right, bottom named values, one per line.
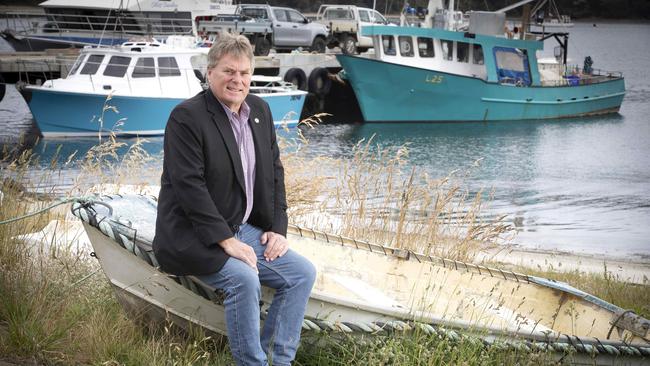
left=218, top=99, right=251, bottom=122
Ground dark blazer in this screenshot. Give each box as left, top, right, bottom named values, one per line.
left=153, top=89, right=288, bottom=276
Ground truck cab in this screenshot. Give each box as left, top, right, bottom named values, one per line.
left=316, top=5, right=389, bottom=54
left=239, top=5, right=328, bottom=54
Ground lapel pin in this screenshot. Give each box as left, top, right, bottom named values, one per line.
left=254, top=118, right=259, bottom=124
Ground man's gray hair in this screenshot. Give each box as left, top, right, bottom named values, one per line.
left=207, top=33, right=255, bottom=71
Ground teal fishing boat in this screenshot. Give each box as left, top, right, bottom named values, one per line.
left=336, top=0, right=625, bottom=122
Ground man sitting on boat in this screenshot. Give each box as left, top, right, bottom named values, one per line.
left=152, top=33, right=316, bottom=366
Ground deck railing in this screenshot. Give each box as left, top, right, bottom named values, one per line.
left=0, top=10, right=195, bottom=39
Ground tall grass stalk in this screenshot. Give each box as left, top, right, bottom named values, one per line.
left=284, top=137, right=514, bottom=262
left=1, top=118, right=647, bottom=364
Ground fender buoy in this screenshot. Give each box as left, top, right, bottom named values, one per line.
left=308, top=67, right=331, bottom=96
left=283, top=68, right=307, bottom=91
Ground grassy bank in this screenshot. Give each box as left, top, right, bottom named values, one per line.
left=1, top=136, right=648, bottom=365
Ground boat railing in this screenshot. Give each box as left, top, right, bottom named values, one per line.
left=1, top=10, right=195, bottom=39
left=536, top=65, right=624, bottom=87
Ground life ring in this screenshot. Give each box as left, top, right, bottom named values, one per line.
left=283, top=68, right=307, bottom=91
left=307, top=67, right=331, bottom=96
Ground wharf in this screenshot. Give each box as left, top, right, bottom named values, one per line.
left=0, top=49, right=340, bottom=81
left=0, top=48, right=79, bottom=83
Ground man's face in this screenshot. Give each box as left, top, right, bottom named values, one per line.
left=208, top=53, right=252, bottom=112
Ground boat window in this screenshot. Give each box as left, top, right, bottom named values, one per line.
left=159, top=57, right=181, bottom=77
left=398, top=36, right=414, bottom=57
left=273, top=9, right=288, bottom=22
left=68, top=54, right=86, bottom=76
left=241, top=8, right=269, bottom=20
left=417, top=37, right=434, bottom=58
left=103, top=56, right=131, bottom=77
left=441, top=40, right=453, bottom=61
left=287, top=10, right=306, bottom=23
left=79, top=54, right=104, bottom=75
left=494, top=47, right=531, bottom=86
left=472, top=44, right=484, bottom=65
left=132, top=57, right=155, bottom=78
left=382, top=35, right=396, bottom=56
left=359, top=10, right=371, bottom=22
left=456, top=42, right=469, bottom=63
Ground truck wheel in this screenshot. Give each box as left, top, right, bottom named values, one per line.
left=341, top=35, right=357, bottom=55
left=283, top=68, right=307, bottom=91
left=308, top=67, right=331, bottom=96
left=254, top=37, right=271, bottom=56
left=310, top=37, right=326, bottom=53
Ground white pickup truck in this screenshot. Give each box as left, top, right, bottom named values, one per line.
left=315, top=5, right=389, bottom=54
left=197, top=5, right=328, bottom=56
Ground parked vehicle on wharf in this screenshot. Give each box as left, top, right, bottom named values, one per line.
left=197, top=4, right=329, bottom=56
left=314, top=4, right=390, bottom=54
left=336, top=0, right=625, bottom=123
left=0, top=0, right=238, bottom=51
left=17, top=37, right=307, bottom=137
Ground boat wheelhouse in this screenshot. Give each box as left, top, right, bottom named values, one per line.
left=336, top=2, right=624, bottom=123
left=19, top=38, right=307, bottom=137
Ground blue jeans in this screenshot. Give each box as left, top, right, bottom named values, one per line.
left=197, top=223, right=316, bottom=366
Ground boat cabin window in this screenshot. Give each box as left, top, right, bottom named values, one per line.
left=68, top=54, right=86, bottom=76
left=158, top=57, right=181, bottom=77
left=416, top=37, right=433, bottom=58
left=494, top=47, right=531, bottom=86
left=456, top=42, right=469, bottom=63
left=103, top=56, right=131, bottom=77
left=132, top=57, right=155, bottom=78
left=472, top=44, right=484, bottom=65
left=359, top=10, right=371, bottom=22
left=441, top=40, right=453, bottom=61
left=399, top=36, right=414, bottom=57
left=382, top=35, right=396, bottom=56
left=80, top=54, right=104, bottom=75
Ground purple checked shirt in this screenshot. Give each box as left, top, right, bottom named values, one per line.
left=219, top=100, right=256, bottom=224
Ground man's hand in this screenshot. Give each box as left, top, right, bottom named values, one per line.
left=219, top=237, right=258, bottom=273
left=261, top=231, right=289, bottom=262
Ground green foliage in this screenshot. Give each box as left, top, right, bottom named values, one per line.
left=295, top=331, right=564, bottom=366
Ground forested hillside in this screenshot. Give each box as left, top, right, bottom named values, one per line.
left=3, top=0, right=649, bottom=19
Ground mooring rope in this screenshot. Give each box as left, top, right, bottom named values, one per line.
left=0, top=196, right=96, bottom=225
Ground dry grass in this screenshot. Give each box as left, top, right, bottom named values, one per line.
left=0, top=113, right=645, bottom=365
left=283, top=135, right=514, bottom=263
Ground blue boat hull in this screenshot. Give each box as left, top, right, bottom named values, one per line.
left=337, top=55, right=625, bottom=122
left=23, top=89, right=305, bottom=137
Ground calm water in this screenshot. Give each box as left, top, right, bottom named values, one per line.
left=1, top=22, right=649, bottom=259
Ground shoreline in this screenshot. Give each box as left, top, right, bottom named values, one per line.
left=480, top=245, right=650, bottom=285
